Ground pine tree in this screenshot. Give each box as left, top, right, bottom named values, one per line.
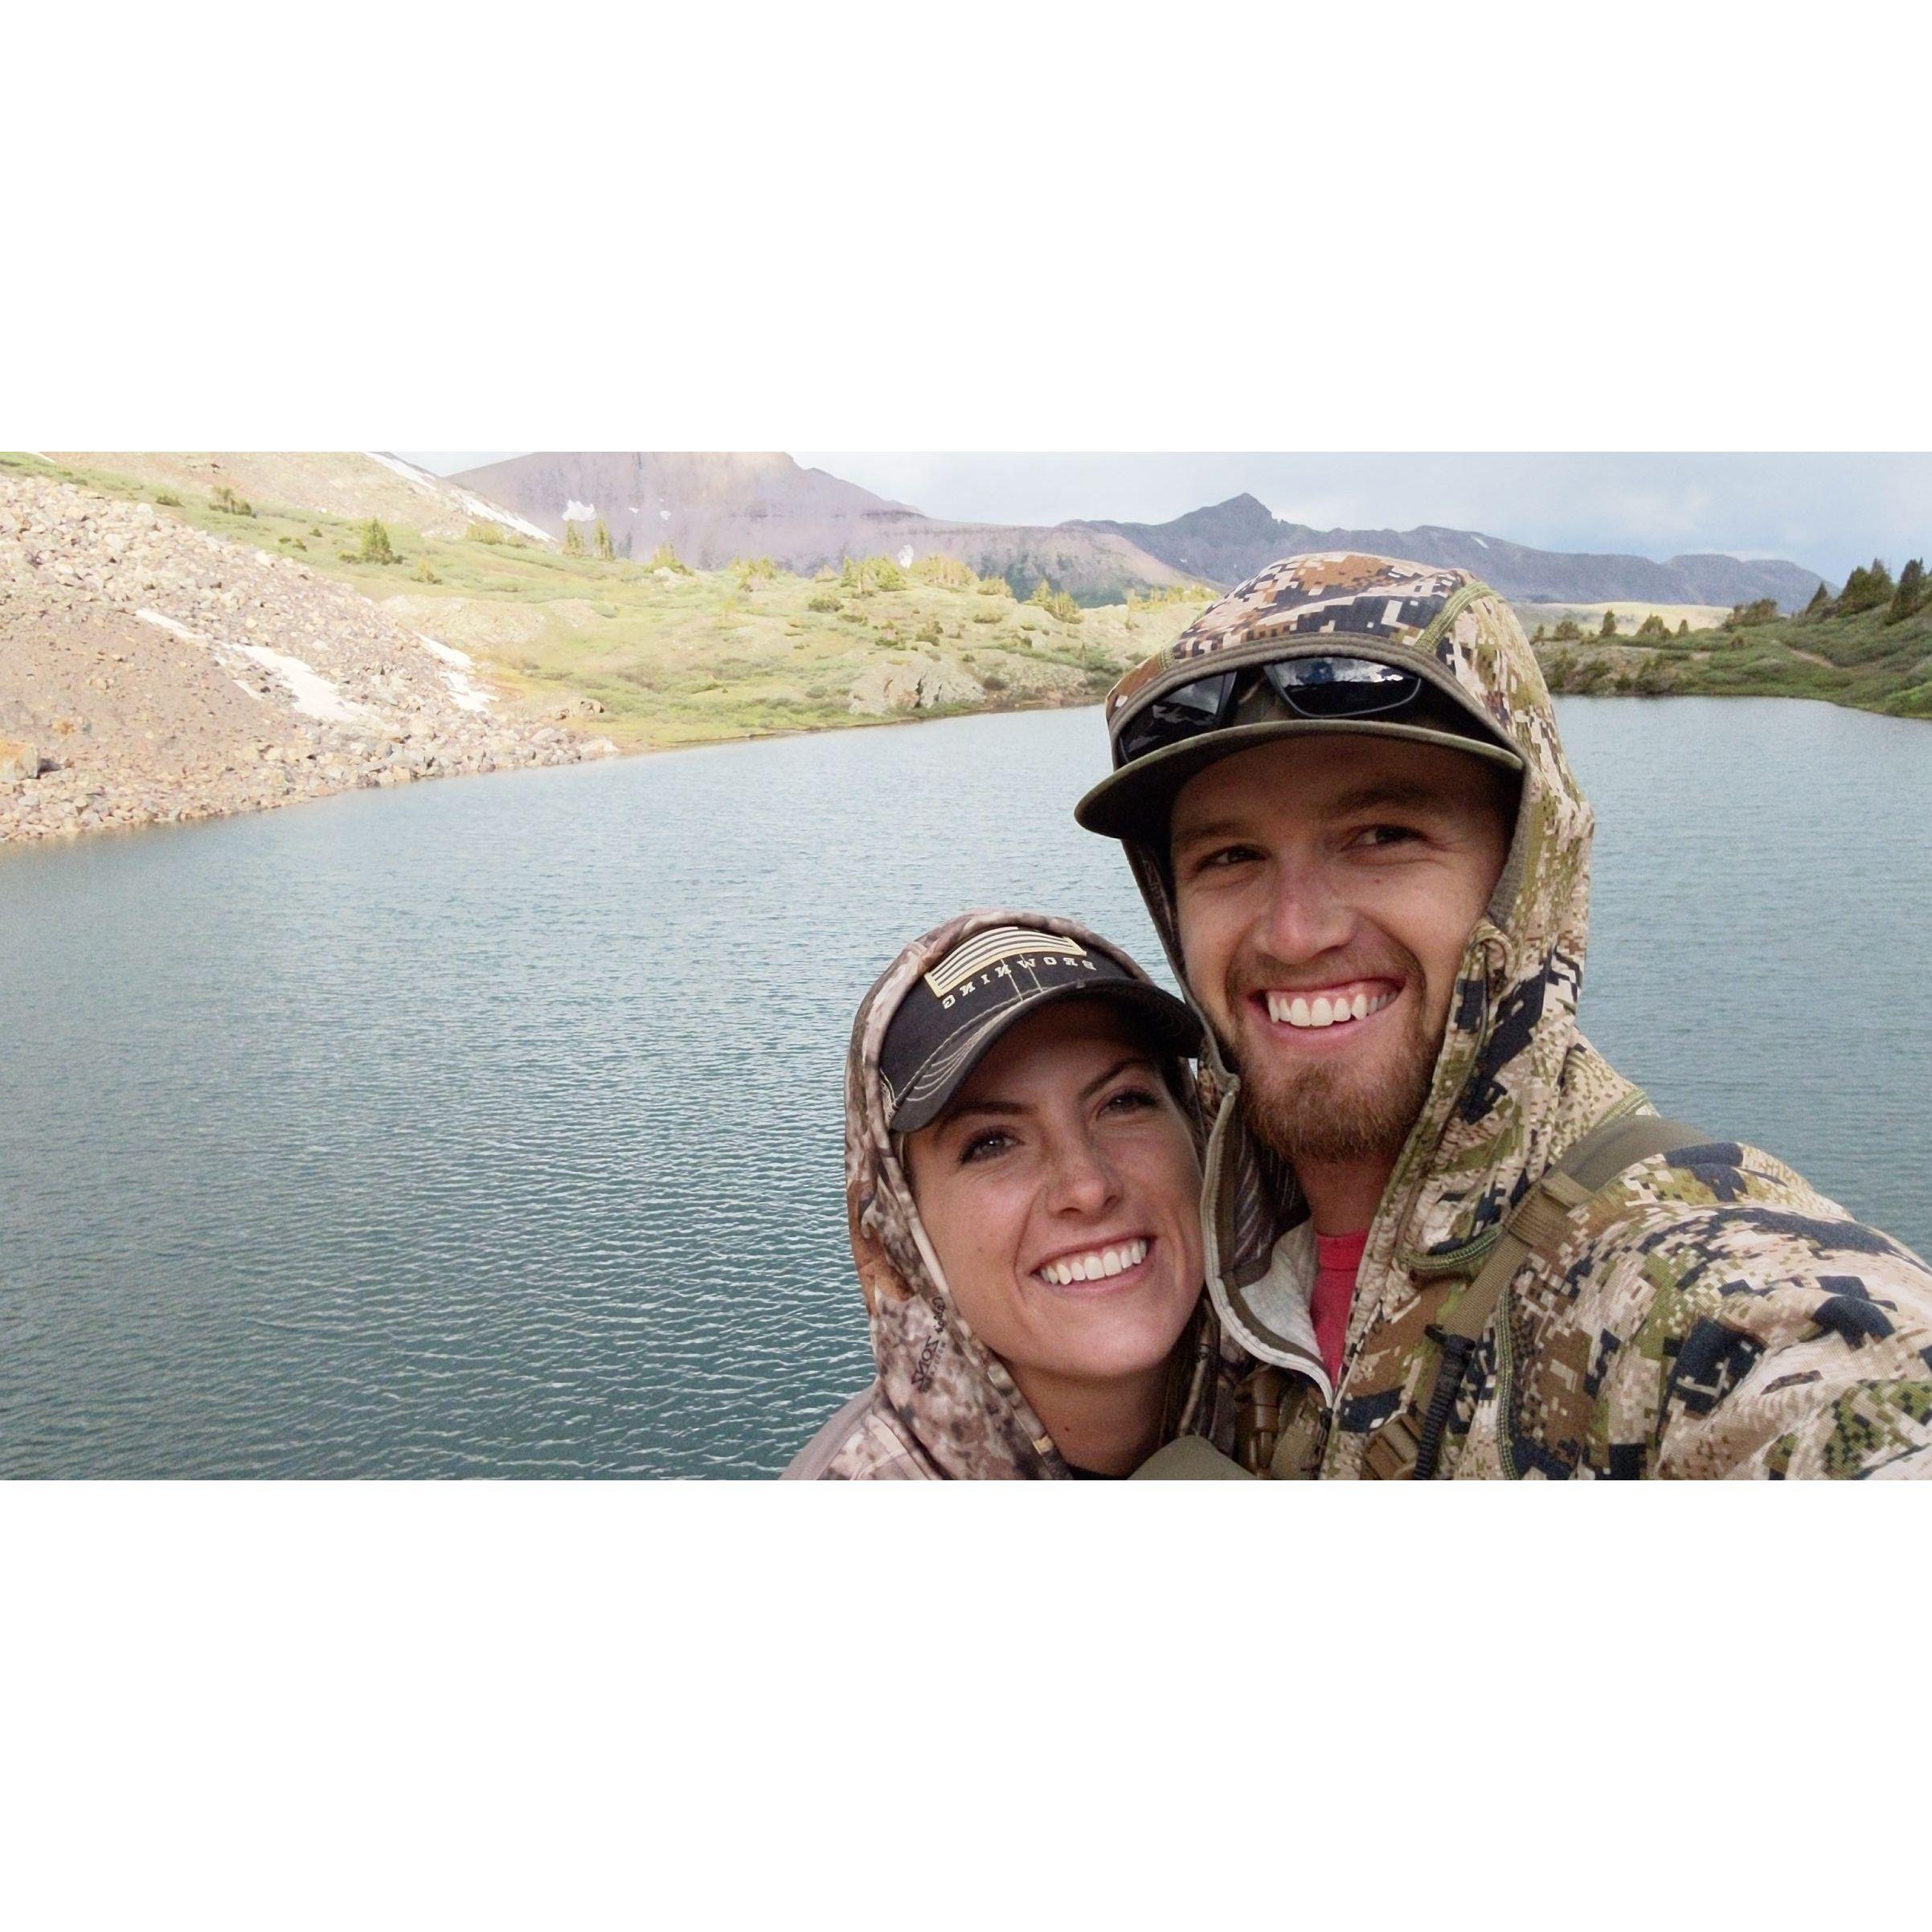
left=357, top=518, right=396, bottom=564
left=593, top=520, right=614, bottom=562
left=1885, top=557, right=1926, bottom=624
left=1803, top=581, right=1830, bottom=617
left=563, top=521, right=586, bottom=558
left=1598, top=609, right=1619, bottom=637
left=1676, top=619, right=1689, bottom=636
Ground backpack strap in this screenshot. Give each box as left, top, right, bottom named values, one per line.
left=1365, top=1113, right=1705, bottom=1480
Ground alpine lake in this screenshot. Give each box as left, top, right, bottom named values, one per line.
left=3, top=695, right=1929, bottom=1477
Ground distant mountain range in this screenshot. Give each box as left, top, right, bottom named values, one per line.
left=450, top=452, right=1189, bottom=602
left=1083, top=493, right=1826, bottom=608
left=346, top=452, right=1821, bottom=611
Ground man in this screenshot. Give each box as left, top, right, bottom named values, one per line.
left=1077, top=553, right=1932, bottom=1477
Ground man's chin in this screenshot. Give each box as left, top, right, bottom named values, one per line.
left=1234, top=1034, right=1431, bottom=1167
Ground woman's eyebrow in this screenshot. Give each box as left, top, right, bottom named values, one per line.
left=1079, top=1055, right=1152, bottom=1099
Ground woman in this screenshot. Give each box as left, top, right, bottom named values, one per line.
left=785, top=909, right=1246, bottom=1479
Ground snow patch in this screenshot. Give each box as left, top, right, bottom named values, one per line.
left=231, top=678, right=265, bottom=702
left=363, top=450, right=440, bottom=494
left=659, top=510, right=672, bottom=522
left=415, top=631, right=475, bottom=669
left=359, top=452, right=554, bottom=543
left=897, top=546, right=915, bottom=568
left=137, top=608, right=207, bottom=642
left=563, top=500, right=597, bottom=523
left=1470, top=534, right=1489, bottom=550
left=415, top=632, right=493, bottom=712
left=237, top=645, right=370, bottom=724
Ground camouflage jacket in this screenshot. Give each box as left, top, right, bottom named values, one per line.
left=784, top=909, right=1241, bottom=1480
left=1106, top=553, right=1932, bottom=1478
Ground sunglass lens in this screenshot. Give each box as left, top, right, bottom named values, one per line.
left=1264, top=657, right=1420, bottom=718
left=1117, top=669, right=1238, bottom=763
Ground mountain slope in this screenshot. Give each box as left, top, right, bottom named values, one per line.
left=45, top=452, right=552, bottom=545
left=452, top=452, right=1188, bottom=601
left=1085, top=494, right=1828, bottom=609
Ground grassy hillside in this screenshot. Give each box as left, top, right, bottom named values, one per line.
left=1537, top=603, right=1932, bottom=718
left=2, top=453, right=1210, bottom=747
left=11, top=452, right=1926, bottom=737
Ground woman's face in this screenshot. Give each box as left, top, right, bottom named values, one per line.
left=903, top=997, right=1205, bottom=1393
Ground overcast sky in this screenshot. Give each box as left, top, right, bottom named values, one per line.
left=402, top=453, right=1932, bottom=583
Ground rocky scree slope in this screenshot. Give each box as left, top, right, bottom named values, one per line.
left=0, top=474, right=612, bottom=843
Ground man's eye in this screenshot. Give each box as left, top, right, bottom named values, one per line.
left=1357, top=824, right=1420, bottom=849
left=1194, top=843, right=1259, bottom=874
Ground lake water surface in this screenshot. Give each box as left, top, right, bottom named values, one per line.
left=3, top=697, right=1929, bottom=1476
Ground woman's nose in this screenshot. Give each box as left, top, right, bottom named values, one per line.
left=1044, top=1135, right=1121, bottom=1217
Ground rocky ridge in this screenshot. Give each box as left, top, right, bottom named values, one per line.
left=0, top=474, right=613, bottom=843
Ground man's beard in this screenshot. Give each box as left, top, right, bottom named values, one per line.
left=1223, top=943, right=1439, bottom=1167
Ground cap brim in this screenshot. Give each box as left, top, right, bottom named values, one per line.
left=889, top=979, right=1202, bottom=1132
left=1074, top=715, right=1525, bottom=843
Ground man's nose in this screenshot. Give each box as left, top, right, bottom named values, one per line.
left=1259, top=853, right=1357, bottom=964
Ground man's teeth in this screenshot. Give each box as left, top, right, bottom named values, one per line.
left=1265, top=989, right=1396, bottom=1029
left=1039, top=1238, right=1149, bottom=1287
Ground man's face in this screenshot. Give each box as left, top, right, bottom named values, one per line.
left=1169, top=734, right=1514, bottom=1169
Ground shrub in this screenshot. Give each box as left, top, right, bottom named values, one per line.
left=210, top=484, right=254, bottom=517
left=563, top=522, right=586, bottom=557
left=649, top=544, right=690, bottom=575
left=414, top=560, right=440, bottom=583
left=867, top=557, right=905, bottom=591
left=1635, top=613, right=1669, bottom=640
left=807, top=594, right=841, bottom=613
left=1551, top=618, right=1582, bottom=643
left=971, top=608, right=1002, bottom=624
left=980, top=670, right=1009, bottom=694
left=355, top=518, right=399, bottom=564
left=1629, top=652, right=1670, bottom=696
left=154, top=489, right=182, bottom=506
left=1725, top=597, right=1779, bottom=629
left=466, top=520, right=505, bottom=544
left=911, top=554, right=975, bottom=590
left=276, top=535, right=308, bottom=551
left=915, top=619, right=943, bottom=645
left=975, top=575, right=1010, bottom=597
left=1029, top=581, right=1083, bottom=623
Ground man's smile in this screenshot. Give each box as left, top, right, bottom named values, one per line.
left=1242, top=977, right=1405, bottom=1050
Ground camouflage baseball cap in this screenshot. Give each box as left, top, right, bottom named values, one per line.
left=1075, top=553, right=1523, bottom=841
left=880, top=922, right=1201, bottom=1132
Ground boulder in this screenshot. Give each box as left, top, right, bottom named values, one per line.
left=0, top=739, right=39, bottom=781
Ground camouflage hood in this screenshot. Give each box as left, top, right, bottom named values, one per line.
left=1099, top=554, right=1637, bottom=1395
left=788, top=909, right=1234, bottom=1480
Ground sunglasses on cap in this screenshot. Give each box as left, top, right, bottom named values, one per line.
left=1115, top=654, right=1424, bottom=767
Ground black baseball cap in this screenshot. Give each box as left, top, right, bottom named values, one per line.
left=880, top=924, right=1202, bottom=1132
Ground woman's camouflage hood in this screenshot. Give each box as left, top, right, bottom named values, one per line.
left=839, top=909, right=1232, bottom=1478
left=1100, top=554, right=1640, bottom=1385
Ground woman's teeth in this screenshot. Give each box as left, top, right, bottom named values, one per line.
left=1265, top=988, right=1395, bottom=1029
left=1038, top=1238, right=1149, bottom=1286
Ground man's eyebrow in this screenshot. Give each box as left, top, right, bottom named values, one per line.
left=1169, top=813, right=1254, bottom=854
left=1328, top=779, right=1454, bottom=815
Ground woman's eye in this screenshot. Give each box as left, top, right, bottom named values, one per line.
left=960, top=1130, right=1015, bottom=1164
left=1103, top=1086, right=1159, bottom=1116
